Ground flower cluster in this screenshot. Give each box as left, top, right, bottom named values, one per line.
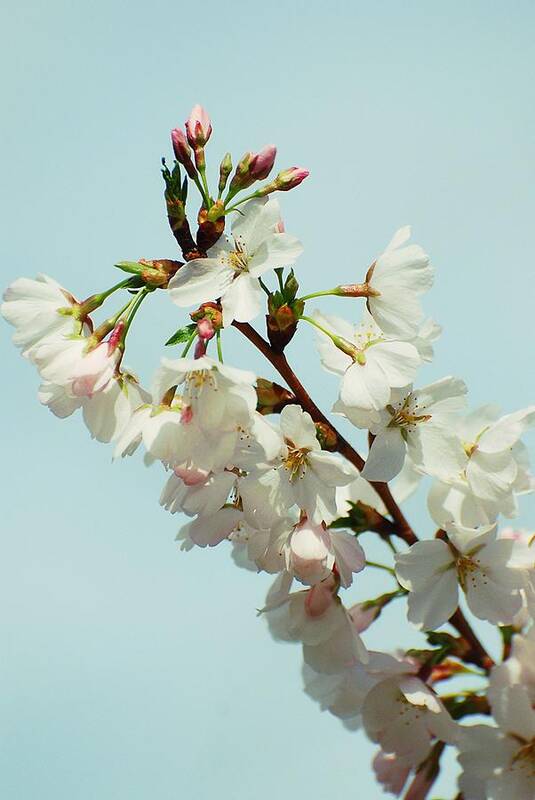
left=3, top=105, right=535, bottom=799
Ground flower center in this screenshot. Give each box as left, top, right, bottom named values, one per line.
left=386, top=395, right=431, bottom=433
left=455, top=553, right=485, bottom=591
left=184, top=369, right=215, bottom=399
left=226, top=237, right=250, bottom=273
left=283, top=442, right=310, bottom=482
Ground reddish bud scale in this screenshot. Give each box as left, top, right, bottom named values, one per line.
left=196, top=208, right=225, bottom=253
left=314, top=421, right=338, bottom=451
left=256, top=378, right=296, bottom=415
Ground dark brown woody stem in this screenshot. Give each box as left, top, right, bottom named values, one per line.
left=233, top=321, right=417, bottom=544
left=234, top=320, right=493, bottom=671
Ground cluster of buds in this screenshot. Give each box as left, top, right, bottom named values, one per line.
left=164, top=105, right=309, bottom=263
left=190, top=302, right=223, bottom=357
left=266, top=269, right=304, bottom=351
left=5, top=102, right=535, bottom=800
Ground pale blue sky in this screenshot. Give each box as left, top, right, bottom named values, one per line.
left=1, top=2, right=534, bottom=798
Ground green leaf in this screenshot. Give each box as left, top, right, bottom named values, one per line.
left=165, top=323, right=196, bottom=346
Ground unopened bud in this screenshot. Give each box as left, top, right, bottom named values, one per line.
left=171, top=128, right=197, bottom=179
left=185, top=104, right=212, bottom=148
left=256, top=378, right=295, bottom=415
left=138, top=258, right=182, bottom=288
left=228, top=151, right=253, bottom=194
left=257, top=166, right=310, bottom=196
left=190, top=302, right=223, bottom=331
left=315, top=421, right=337, bottom=451
left=218, top=152, right=233, bottom=195
left=196, top=317, right=215, bottom=341
left=249, top=144, right=277, bottom=180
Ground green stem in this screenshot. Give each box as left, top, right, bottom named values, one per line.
left=365, top=560, right=396, bottom=576
left=119, top=288, right=150, bottom=346
left=181, top=329, right=198, bottom=357
left=224, top=189, right=260, bottom=213
left=298, top=288, right=341, bottom=302
left=198, top=167, right=212, bottom=209
left=216, top=330, right=224, bottom=363
left=78, top=277, right=135, bottom=317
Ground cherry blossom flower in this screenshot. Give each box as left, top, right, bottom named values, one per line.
left=263, top=577, right=368, bottom=670
left=168, top=197, right=303, bottom=326
left=394, top=522, right=524, bottom=629
left=287, top=517, right=366, bottom=588
left=360, top=377, right=467, bottom=482
left=362, top=674, right=458, bottom=767
left=365, top=227, right=434, bottom=339
left=303, top=651, right=412, bottom=729
left=427, top=405, right=535, bottom=526
left=457, top=689, right=535, bottom=799
left=1, top=273, right=81, bottom=359
left=245, top=404, right=358, bottom=524
left=313, top=309, right=421, bottom=412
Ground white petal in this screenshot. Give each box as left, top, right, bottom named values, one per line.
left=167, top=260, right=233, bottom=307
left=361, top=429, right=406, bottom=482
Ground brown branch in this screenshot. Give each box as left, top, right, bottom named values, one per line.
left=234, top=320, right=495, bottom=672
left=403, top=742, right=445, bottom=800
left=233, top=321, right=417, bottom=544
left=449, top=609, right=494, bottom=672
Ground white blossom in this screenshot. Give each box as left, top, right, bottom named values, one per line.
left=246, top=404, right=358, bottom=525
left=365, top=227, right=434, bottom=339
left=362, top=674, right=458, bottom=767
left=360, top=377, right=467, bottom=482
left=1, top=273, right=81, bottom=359
left=313, top=309, right=421, bottom=411
left=428, top=405, right=535, bottom=526
left=168, top=197, right=303, bottom=326
left=394, top=522, right=524, bottom=629
left=457, top=689, right=535, bottom=800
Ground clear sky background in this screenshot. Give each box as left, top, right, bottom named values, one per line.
left=1, top=2, right=534, bottom=798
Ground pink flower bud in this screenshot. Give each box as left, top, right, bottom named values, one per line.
left=185, top=104, right=212, bottom=148
left=171, top=128, right=197, bottom=179
left=171, top=128, right=191, bottom=161
left=275, top=166, right=309, bottom=191
left=173, top=465, right=210, bottom=486
left=304, top=577, right=336, bottom=618
left=348, top=602, right=380, bottom=633
left=249, top=144, right=277, bottom=180
left=290, top=520, right=333, bottom=585
left=197, top=317, right=215, bottom=340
